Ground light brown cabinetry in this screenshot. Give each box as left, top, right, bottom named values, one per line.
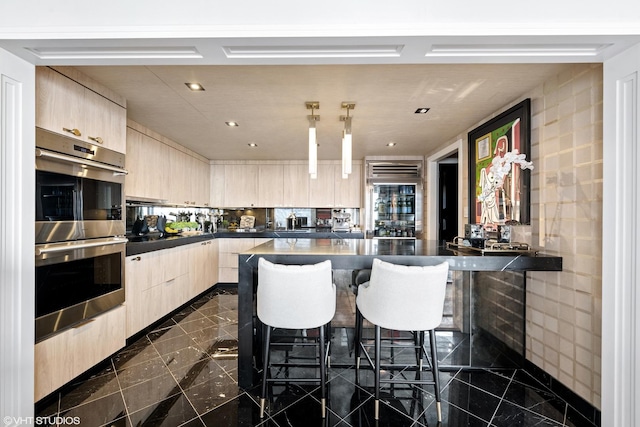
left=309, top=163, right=336, bottom=207
left=210, top=164, right=226, bottom=207
left=126, top=122, right=210, bottom=206
left=125, top=240, right=219, bottom=338
left=34, top=305, right=126, bottom=401
left=283, top=164, right=310, bottom=207
left=309, top=162, right=362, bottom=207
left=334, top=162, right=362, bottom=207
left=258, top=164, right=284, bottom=206
left=209, top=161, right=361, bottom=208
left=125, top=127, right=170, bottom=201
left=36, top=66, right=126, bottom=154
left=223, top=164, right=259, bottom=207
left=189, top=240, right=219, bottom=296
left=125, top=246, right=189, bottom=337
left=218, top=238, right=271, bottom=282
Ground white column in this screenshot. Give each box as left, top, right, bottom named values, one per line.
left=602, top=42, right=640, bottom=427
left=0, top=48, right=36, bottom=423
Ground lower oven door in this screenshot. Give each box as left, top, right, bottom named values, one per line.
left=35, top=237, right=127, bottom=342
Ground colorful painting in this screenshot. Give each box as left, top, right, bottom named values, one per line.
left=468, top=99, right=531, bottom=225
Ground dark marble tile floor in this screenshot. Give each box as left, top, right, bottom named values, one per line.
left=35, top=288, right=597, bottom=427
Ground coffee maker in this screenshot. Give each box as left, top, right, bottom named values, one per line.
left=331, top=209, right=351, bottom=232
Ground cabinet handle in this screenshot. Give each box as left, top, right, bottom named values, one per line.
left=62, top=127, right=81, bottom=137
left=72, top=318, right=95, bottom=329
left=131, top=256, right=141, bottom=261
left=88, top=135, right=104, bottom=144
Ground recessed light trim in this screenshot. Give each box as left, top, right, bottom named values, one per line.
left=248, top=143, right=258, bottom=147
left=387, top=142, right=397, bottom=147
left=226, top=121, right=239, bottom=127
left=185, top=83, right=205, bottom=91
left=415, top=108, right=430, bottom=114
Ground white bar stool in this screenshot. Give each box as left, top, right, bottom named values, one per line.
left=355, top=258, right=449, bottom=421
left=257, top=258, right=336, bottom=419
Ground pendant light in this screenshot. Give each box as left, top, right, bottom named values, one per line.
left=306, top=102, right=319, bottom=179
left=341, top=102, right=355, bottom=179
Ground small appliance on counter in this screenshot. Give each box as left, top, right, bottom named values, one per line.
left=447, top=223, right=536, bottom=254
left=332, top=209, right=351, bottom=232
left=239, top=215, right=256, bottom=231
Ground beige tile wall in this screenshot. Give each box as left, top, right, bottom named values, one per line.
left=528, top=64, right=603, bottom=409
left=431, top=63, right=603, bottom=408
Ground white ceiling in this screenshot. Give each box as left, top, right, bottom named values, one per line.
left=75, top=63, right=573, bottom=161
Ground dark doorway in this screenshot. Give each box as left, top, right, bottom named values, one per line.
left=438, top=157, right=458, bottom=245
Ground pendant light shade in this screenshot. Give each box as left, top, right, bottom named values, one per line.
left=306, top=102, right=319, bottom=179
left=341, top=103, right=355, bottom=179
left=309, top=117, right=318, bottom=179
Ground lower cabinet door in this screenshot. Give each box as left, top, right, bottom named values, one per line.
left=34, top=305, right=126, bottom=402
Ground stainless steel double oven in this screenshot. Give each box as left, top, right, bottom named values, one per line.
left=35, top=128, right=128, bottom=341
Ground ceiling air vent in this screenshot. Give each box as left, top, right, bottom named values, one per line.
left=366, top=159, right=424, bottom=183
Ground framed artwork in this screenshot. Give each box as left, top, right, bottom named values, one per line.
left=468, top=98, right=531, bottom=225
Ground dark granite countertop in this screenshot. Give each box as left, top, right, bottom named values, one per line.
left=239, top=238, right=562, bottom=272
left=125, top=230, right=365, bottom=256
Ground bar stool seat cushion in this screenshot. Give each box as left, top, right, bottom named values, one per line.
left=257, top=258, right=336, bottom=329
left=357, top=258, right=449, bottom=332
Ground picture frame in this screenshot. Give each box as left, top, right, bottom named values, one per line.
left=468, top=98, right=531, bottom=225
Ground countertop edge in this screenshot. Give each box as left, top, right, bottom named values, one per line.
left=126, top=231, right=365, bottom=256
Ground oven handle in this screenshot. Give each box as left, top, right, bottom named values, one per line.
left=36, top=237, right=128, bottom=256
left=36, top=148, right=129, bottom=176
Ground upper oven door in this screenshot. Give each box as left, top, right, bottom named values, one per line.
left=35, top=130, right=127, bottom=243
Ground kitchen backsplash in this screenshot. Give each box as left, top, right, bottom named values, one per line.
left=126, top=205, right=360, bottom=233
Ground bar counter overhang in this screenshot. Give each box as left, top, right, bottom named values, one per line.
left=237, top=238, right=562, bottom=388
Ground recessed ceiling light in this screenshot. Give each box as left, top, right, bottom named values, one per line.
left=415, top=108, right=430, bottom=114
left=248, top=143, right=258, bottom=147
left=185, top=83, right=205, bottom=91
left=226, top=121, right=239, bottom=127
left=387, top=142, right=397, bottom=147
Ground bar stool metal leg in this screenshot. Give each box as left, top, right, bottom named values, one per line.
left=319, top=324, right=327, bottom=418
left=374, top=325, right=381, bottom=420
left=429, top=329, right=442, bottom=422
left=260, top=325, right=272, bottom=418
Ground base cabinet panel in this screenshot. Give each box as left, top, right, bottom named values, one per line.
left=34, top=305, right=126, bottom=402
left=217, top=238, right=271, bottom=282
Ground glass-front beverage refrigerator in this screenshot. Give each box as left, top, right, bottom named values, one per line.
left=364, top=157, right=424, bottom=239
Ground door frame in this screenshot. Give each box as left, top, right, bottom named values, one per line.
left=426, top=139, right=464, bottom=242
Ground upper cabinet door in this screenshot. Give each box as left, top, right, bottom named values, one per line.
left=36, top=67, right=84, bottom=139
left=283, top=164, right=310, bottom=207
left=309, top=163, right=336, bottom=207
left=210, top=164, right=226, bottom=207
left=84, top=87, right=126, bottom=154
left=334, top=163, right=362, bottom=207
left=224, top=164, right=259, bottom=207
left=258, top=164, right=284, bottom=207
left=125, top=128, right=169, bottom=201
left=36, top=67, right=127, bottom=154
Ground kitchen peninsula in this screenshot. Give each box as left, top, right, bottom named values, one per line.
left=237, top=238, right=562, bottom=388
